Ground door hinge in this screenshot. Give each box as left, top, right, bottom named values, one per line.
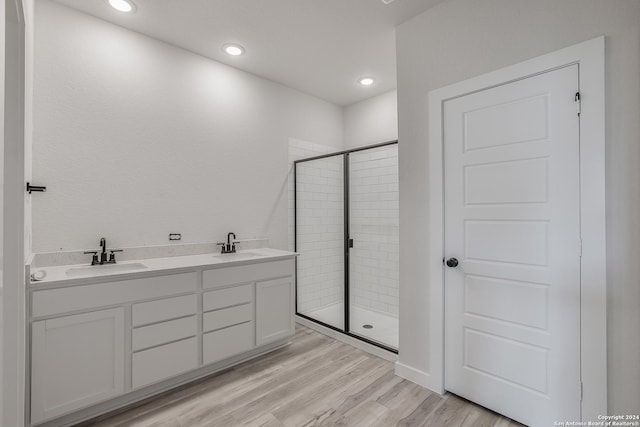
left=578, top=238, right=583, bottom=257
left=575, top=92, right=581, bottom=116
left=578, top=381, right=583, bottom=402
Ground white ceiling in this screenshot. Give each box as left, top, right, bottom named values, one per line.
left=51, top=0, right=443, bottom=106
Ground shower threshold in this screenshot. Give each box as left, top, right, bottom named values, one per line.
left=304, top=302, right=398, bottom=349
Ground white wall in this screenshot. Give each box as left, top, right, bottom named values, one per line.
left=396, top=0, right=640, bottom=414
left=343, top=90, right=397, bottom=149
left=32, top=0, right=343, bottom=254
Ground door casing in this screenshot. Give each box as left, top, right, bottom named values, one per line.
left=3, top=0, right=28, bottom=426
left=427, top=36, right=606, bottom=420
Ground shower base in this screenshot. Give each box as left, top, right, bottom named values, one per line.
left=304, top=302, right=398, bottom=349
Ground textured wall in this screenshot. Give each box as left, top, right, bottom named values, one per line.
left=32, top=1, right=343, bottom=253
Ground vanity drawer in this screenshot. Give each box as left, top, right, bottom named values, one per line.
left=32, top=272, right=197, bottom=318
left=203, top=284, right=252, bottom=311
left=203, top=304, right=252, bottom=333
left=203, top=322, right=253, bottom=365
left=132, top=315, right=197, bottom=351
left=132, top=337, right=197, bottom=389
left=132, top=294, right=197, bottom=327
left=202, top=260, right=293, bottom=289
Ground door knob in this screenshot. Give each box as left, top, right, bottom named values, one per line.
left=446, top=258, right=459, bottom=268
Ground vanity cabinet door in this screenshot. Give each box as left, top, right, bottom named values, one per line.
left=31, top=308, right=125, bottom=424
left=255, top=276, right=294, bottom=346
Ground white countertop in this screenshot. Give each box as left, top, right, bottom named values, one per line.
left=29, top=248, right=297, bottom=287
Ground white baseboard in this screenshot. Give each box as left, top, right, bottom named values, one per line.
left=394, top=362, right=434, bottom=391
left=295, top=316, right=398, bottom=362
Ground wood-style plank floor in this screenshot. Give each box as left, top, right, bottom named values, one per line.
left=80, top=325, right=523, bottom=427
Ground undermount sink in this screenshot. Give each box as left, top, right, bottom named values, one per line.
left=65, top=262, right=148, bottom=277
left=212, top=251, right=261, bottom=261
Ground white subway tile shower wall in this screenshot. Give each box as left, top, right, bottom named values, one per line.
left=349, top=145, right=399, bottom=317
left=288, top=138, right=337, bottom=253
left=289, top=139, right=345, bottom=316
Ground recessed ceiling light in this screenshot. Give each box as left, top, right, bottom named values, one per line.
left=223, top=44, right=246, bottom=56
left=359, top=77, right=376, bottom=86
left=107, top=0, right=136, bottom=13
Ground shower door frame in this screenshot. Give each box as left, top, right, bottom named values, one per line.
left=294, top=140, right=399, bottom=354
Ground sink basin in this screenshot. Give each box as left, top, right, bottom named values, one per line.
left=66, top=262, right=148, bottom=277
left=212, top=251, right=262, bottom=262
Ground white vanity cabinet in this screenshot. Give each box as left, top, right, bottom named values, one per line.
left=28, top=254, right=296, bottom=427
left=30, top=308, right=125, bottom=425
left=29, top=272, right=198, bottom=425
left=256, top=277, right=295, bottom=346
left=200, top=259, right=294, bottom=364
left=202, top=284, right=254, bottom=365
left=131, top=294, right=199, bottom=389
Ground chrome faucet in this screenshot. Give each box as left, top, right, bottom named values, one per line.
left=84, top=237, right=123, bottom=265
left=217, top=232, right=238, bottom=254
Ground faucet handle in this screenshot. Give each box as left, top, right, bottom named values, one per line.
left=108, top=250, right=122, bottom=263
left=84, top=251, right=99, bottom=266
left=109, top=249, right=123, bottom=261
left=217, top=242, right=231, bottom=254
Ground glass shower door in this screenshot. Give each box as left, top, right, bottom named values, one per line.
left=295, top=155, right=345, bottom=330
left=348, top=145, right=399, bottom=349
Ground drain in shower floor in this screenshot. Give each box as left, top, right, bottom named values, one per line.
left=362, top=324, right=373, bottom=329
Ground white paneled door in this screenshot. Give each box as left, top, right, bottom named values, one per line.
left=444, top=65, right=581, bottom=427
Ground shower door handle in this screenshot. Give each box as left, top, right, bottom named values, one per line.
left=348, top=238, right=354, bottom=248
